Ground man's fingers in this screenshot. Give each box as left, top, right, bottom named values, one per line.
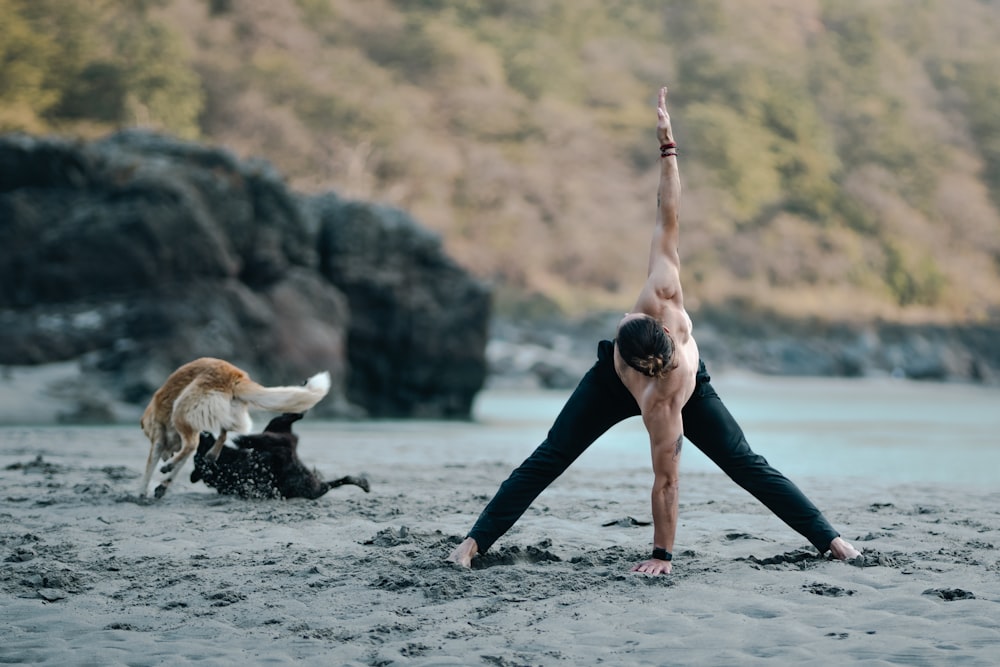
left=631, top=560, right=671, bottom=575
left=657, top=86, right=670, bottom=127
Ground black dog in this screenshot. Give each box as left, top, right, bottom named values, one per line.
left=190, top=413, right=370, bottom=499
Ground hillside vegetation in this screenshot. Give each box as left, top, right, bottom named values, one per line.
left=3, top=0, right=999, bottom=323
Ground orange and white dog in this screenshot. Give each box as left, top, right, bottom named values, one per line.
left=139, top=357, right=331, bottom=499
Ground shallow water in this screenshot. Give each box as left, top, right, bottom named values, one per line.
left=469, top=373, right=1000, bottom=490
left=5, top=374, right=997, bottom=492
left=285, top=373, right=1000, bottom=492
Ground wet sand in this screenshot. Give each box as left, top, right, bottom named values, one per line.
left=1, top=423, right=998, bottom=666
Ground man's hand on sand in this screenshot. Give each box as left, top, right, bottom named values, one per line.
left=631, top=558, right=672, bottom=576
left=829, top=536, right=862, bottom=560
left=447, top=537, right=478, bottom=568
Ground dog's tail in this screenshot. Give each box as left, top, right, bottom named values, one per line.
left=235, top=371, right=331, bottom=414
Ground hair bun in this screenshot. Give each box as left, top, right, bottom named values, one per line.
left=645, top=354, right=675, bottom=379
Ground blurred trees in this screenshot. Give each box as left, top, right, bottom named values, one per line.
left=0, top=0, right=202, bottom=137
left=0, top=0, right=65, bottom=132
left=1, top=0, right=998, bottom=322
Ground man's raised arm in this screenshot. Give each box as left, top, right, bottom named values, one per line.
left=647, top=86, right=681, bottom=277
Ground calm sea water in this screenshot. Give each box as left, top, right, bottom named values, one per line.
left=467, top=374, right=1000, bottom=490
left=310, top=374, right=999, bottom=491
left=4, top=374, right=994, bottom=492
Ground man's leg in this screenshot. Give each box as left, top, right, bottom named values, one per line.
left=681, top=362, right=840, bottom=553
left=467, top=340, right=641, bottom=554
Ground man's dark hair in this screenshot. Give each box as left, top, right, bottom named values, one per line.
left=617, top=315, right=676, bottom=378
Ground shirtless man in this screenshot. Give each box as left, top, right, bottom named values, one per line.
left=448, top=87, right=861, bottom=574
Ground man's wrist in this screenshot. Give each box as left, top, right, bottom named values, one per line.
left=652, top=547, right=672, bottom=561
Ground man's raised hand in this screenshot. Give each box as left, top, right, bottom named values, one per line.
left=657, top=86, right=674, bottom=146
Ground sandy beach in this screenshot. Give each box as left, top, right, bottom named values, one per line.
left=1, top=420, right=998, bottom=667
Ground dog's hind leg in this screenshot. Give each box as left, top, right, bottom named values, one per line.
left=205, top=402, right=250, bottom=460
left=205, top=428, right=229, bottom=461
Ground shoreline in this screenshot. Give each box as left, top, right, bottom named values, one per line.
left=2, top=354, right=999, bottom=428
left=2, top=309, right=999, bottom=428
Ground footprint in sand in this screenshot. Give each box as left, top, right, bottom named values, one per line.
left=804, top=582, right=855, bottom=597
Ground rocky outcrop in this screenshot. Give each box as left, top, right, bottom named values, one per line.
left=485, top=311, right=1000, bottom=390
left=0, top=131, right=490, bottom=422
left=309, top=195, right=491, bottom=418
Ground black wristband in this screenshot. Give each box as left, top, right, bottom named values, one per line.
left=652, top=547, right=672, bottom=561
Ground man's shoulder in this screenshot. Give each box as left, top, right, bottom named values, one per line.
left=667, top=349, right=698, bottom=405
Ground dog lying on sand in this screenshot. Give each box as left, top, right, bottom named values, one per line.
left=191, top=412, right=370, bottom=499
left=140, top=358, right=331, bottom=499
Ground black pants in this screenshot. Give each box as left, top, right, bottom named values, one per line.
left=468, top=340, right=839, bottom=554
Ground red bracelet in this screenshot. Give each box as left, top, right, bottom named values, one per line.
left=660, top=142, right=677, bottom=150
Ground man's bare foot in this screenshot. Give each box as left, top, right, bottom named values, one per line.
left=447, top=537, right=478, bottom=568
left=828, top=536, right=861, bottom=560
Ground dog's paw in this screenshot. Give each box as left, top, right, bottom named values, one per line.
left=159, top=462, right=175, bottom=474
left=153, top=484, right=168, bottom=499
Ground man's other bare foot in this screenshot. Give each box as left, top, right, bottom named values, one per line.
left=828, top=536, right=862, bottom=560
left=447, top=537, right=478, bottom=568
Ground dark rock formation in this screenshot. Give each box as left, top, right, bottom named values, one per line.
left=310, top=195, right=491, bottom=418
left=0, top=130, right=490, bottom=421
